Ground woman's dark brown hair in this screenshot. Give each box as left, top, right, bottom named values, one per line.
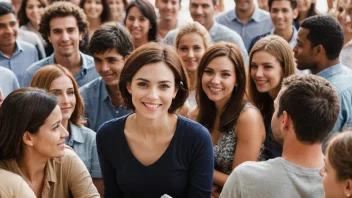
left=196, top=42, right=247, bottom=133
left=0, top=88, right=57, bottom=160
left=119, top=42, right=189, bottom=113
left=29, top=64, right=84, bottom=126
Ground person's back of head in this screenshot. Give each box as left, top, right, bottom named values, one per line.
left=300, top=15, right=344, bottom=60
left=88, top=22, right=133, bottom=57
left=0, top=2, right=15, bottom=17
left=277, top=74, right=340, bottom=144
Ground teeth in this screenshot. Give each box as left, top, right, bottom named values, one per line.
left=145, top=103, right=159, bottom=109
left=210, top=87, right=223, bottom=92
left=256, top=80, right=268, bottom=84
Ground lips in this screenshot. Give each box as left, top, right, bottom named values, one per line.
left=209, top=86, right=224, bottom=93
left=143, top=102, right=161, bottom=110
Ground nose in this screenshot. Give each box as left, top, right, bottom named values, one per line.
left=255, top=67, right=264, bottom=77
left=146, top=86, right=158, bottom=100
left=5, top=25, right=14, bottom=34
left=210, top=74, right=221, bottom=84
left=196, top=6, right=203, bottom=14
left=61, top=31, right=69, bottom=41
left=60, top=93, right=70, bottom=104
left=293, top=44, right=298, bottom=54
left=100, top=61, right=109, bottom=72
left=187, top=49, right=194, bottom=58
left=59, top=123, right=69, bottom=138
left=277, top=11, right=283, bottom=18
left=132, top=19, right=139, bottom=27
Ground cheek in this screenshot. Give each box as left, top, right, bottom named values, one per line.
left=201, top=75, right=210, bottom=88
left=195, top=51, right=205, bottom=60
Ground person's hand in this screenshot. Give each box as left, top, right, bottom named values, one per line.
left=0, top=88, right=3, bottom=107
left=211, top=185, right=221, bottom=198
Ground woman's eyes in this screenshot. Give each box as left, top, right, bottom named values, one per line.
left=136, top=83, right=170, bottom=89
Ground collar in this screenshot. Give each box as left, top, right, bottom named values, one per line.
left=209, top=21, right=218, bottom=38
left=67, top=122, right=85, bottom=145
left=50, top=51, right=87, bottom=70
left=0, top=41, right=22, bottom=58
left=316, top=62, right=344, bottom=78
left=232, top=7, right=262, bottom=22
left=270, top=26, right=297, bottom=47
left=100, top=77, right=111, bottom=101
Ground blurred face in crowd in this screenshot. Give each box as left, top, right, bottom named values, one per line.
left=190, top=0, right=216, bottom=29
left=177, top=33, right=206, bottom=73
left=235, top=0, right=255, bottom=13
left=250, top=50, right=283, bottom=99
left=107, top=0, right=125, bottom=21
left=201, top=56, right=238, bottom=108
left=125, top=6, right=151, bottom=42
left=297, top=0, right=311, bottom=12
left=48, top=16, right=83, bottom=57
left=270, top=0, right=298, bottom=32
left=25, top=0, right=45, bottom=26
left=93, top=49, right=125, bottom=87
left=156, top=0, right=181, bottom=22
left=83, top=0, right=104, bottom=20
left=0, top=13, right=18, bottom=49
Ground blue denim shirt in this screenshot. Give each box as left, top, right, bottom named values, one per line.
left=65, top=122, right=101, bottom=178
left=23, top=52, right=99, bottom=87
left=0, top=40, right=38, bottom=86
left=317, top=63, right=352, bottom=133
left=215, top=7, right=273, bottom=50
left=79, top=77, right=132, bottom=131
left=163, top=21, right=248, bottom=63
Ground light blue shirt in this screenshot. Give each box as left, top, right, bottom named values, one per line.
left=215, top=7, right=273, bottom=50
left=79, top=77, right=132, bottom=132
left=164, top=20, right=248, bottom=63
left=0, top=67, right=19, bottom=98
left=0, top=40, right=38, bottom=86
left=269, top=26, right=298, bottom=48
left=65, top=122, right=101, bottom=178
left=317, top=63, right=352, bottom=133
left=23, top=52, right=99, bottom=87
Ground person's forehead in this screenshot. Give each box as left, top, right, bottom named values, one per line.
left=0, top=13, right=17, bottom=23
left=271, top=0, right=293, bottom=8
left=190, top=0, right=213, bottom=5
left=49, top=16, right=78, bottom=29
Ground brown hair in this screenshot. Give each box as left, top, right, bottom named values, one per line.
left=0, top=88, right=57, bottom=160
left=197, top=42, right=247, bottom=132
left=174, top=22, right=212, bottom=49
left=326, top=131, right=352, bottom=180
left=248, top=35, right=296, bottom=128
left=39, top=1, right=88, bottom=43
left=29, top=65, right=84, bottom=126
left=18, top=0, right=48, bottom=26
left=278, top=75, right=339, bottom=144
left=119, top=42, right=189, bottom=113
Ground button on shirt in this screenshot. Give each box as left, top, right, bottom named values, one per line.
left=79, top=77, right=133, bottom=131
left=0, top=40, right=38, bottom=86
left=164, top=21, right=248, bottom=63
left=65, top=122, right=102, bottom=178
left=23, top=52, right=99, bottom=87
left=317, top=63, right=352, bottom=133
left=215, top=7, right=273, bottom=50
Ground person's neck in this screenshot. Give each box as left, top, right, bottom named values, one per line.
left=54, top=51, right=82, bottom=72
left=268, top=87, right=280, bottom=100
left=109, top=13, right=123, bottom=23
left=88, top=18, right=102, bottom=29
left=30, top=21, right=40, bottom=31
left=282, top=139, right=324, bottom=168
left=344, top=31, right=352, bottom=46
left=0, top=43, right=16, bottom=57
left=274, top=27, right=293, bottom=42
left=188, top=71, right=197, bottom=92
left=235, top=6, right=255, bottom=24
left=298, top=11, right=309, bottom=23
left=310, top=59, right=340, bottom=74
left=204, top=20, right=214, bottom=31
left=132, top=113, right=176, bottom=137
left=133, top=37, right=149, bottom=49
left=158, top=19, right=178, bottom=38
left=16, top=151, right=47, bottom=182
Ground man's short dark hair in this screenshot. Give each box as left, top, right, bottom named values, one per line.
left=300, top=15, right=344, bottom=60
left=268, top=0, right=297, bottom=10
left=89, top=22, right=133, bottom=57
left=0, top=2, right=15, bottom=17
left=277, top=75, right=340, bottom=144
left=39, top=2, right=88, bottom=43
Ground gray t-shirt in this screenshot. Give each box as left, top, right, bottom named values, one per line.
left=220, top=157, right=324, bottom=198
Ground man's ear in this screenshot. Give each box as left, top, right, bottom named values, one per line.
left=313, top=44, right=324, bottom=56
left=344, top=179, right=352, bottom=198
left=281, top=111, right=290, bottom=130
left=22, top=131, right=34, bottom=147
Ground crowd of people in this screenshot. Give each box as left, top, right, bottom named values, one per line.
left=0, top=0, right=351, bottom=197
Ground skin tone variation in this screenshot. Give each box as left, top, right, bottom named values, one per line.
left=125, top=6, right=151, bottom=48
left=25, top=0, right=45, bottom=31
left=0, top=13, right=19, bottom=57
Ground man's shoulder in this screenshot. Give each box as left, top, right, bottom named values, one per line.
left=79, top=77, right=102, bottom=95
left=216, top=9, right=234, bottom=22
left=16, top=40, right=37, bottom=51
left=234, top=158, right=283, bottom=179
left=27, top=56, right=51, bottom=71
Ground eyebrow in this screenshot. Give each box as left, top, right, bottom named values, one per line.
left=52, top=120, right=61, bottom=127
left=205, top=67, right=232, bottom=72
left=136, top=78, right=172, bottom=83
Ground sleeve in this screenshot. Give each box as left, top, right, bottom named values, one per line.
left=34, top=36, right=46, bottom=60
left=332, top=91, right=352, bottom=133
left=90, top=137, right=102, bottom=178
left=220, top=170, right=243, bottom=198
left=187, top=125, right=214, bottom=198
left=65, top=149, right=100, bottom=198
left=18, top=179, right=36, bottom=198
left=96, top=124, right=124, bottom=197
left=23, top=67, right=34, bottom=87
left=9, top=71, right=20, bottom=90
left=163, top=30, right=176, bottom=46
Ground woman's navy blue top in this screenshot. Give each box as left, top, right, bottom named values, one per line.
left=96, top=114, right=214, bottom=198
